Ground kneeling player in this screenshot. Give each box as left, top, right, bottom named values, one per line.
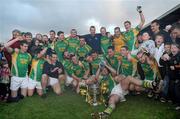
left=28, top=47, right=47, bottom=96
left=41, top=51, right=65, bottom=97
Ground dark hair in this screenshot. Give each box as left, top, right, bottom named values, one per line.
left=90, top=26, right=95, bottom=29
left=57, top=31, right=64, bottom=36
left=121, top=45, right=129, bottom=50
left=25, top=32, right=32, bottom=37
left=108, top=46, right=114, bottom=51
left=43, top=35, right=48, bottom=38
left=20, top=40, right=28, bottom=46
left=79, top=36, right=85, bottom=39
left=151, top=19, right=160, bottom=25
left=49, top=30, right=56, bottom=34
left=49, top=50, right=57, bottom=57
left=91, top=50, right=98, bottom=54
left=114, top=27, right=120, bottom=31
left=124, top=21, right=131, bottom=25
left=155, top=33, right=164, bottom=39
left=170, top=23, right=180, bottom=32
left=12, top=29, right=21, bottom=34
left=34, top=47, right=43, bottom=55
left=164, top=42, right=171, bottom=46
left=100, top=27, right=106, bottom=30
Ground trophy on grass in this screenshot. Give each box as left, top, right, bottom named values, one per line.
left=86, top=59, right=106, bottom=106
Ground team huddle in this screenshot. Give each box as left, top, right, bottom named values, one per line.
left=0, top=7, right=180, bottom=118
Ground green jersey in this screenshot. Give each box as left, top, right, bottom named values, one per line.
left=105, top=55, right=120, bottom=73
left=101, top=36, right=111, bottom=54
left=120, top=55, right=137, bottom=76
left=71, top=61, right=89, bottom=78
left=100, top=74, right=116, bottom=94
left=54, top=39, right=68, bottom=61
left=91, top=57, right=101, bottom=75
left=11, top=51, right=31, bottom=77
left=67, top=37, right=80, bottom=54
left=123, top=26, right=140, bottom=51
left=141, top=63, right=154, bottom=81
left=76, top=44, right=91, bottom=61
left=62, top=59, right=73, bottom=76
left=29, top=57, right=45, bottom=81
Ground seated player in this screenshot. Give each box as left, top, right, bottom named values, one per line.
left=96, top=61, right=160, bottom=118
left=70, top=54, right=95, bottom=93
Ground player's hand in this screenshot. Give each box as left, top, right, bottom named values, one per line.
left=58, top=68, right=62, bottom=74
left=17, top=36, right=23, bottom=41
left=170, top=66, right=175, bottom=70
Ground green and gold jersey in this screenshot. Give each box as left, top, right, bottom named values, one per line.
left=71, top=61, right=89, bottom=78
left=91, top=57, right=101, bottom=75
left=100, top=74, right=116, bottom=93
left=141, top=63, right=154, bottom=81
left=141, top=59, right=161, bottom=81
left=62, top=59, right=73, bottom=76
left=123, top=26, right=140, bottom=51
left=76, top=44, right=92, bottom=61
left=54, top=39, right=68, bottom=61
left=101, top=36, right=111, bottom=54
left=105, top=55, right=120, bottom=73
left=11, top=51, right=31, bottom=77
left=29, top=57, right=45, bottom=81
left=67, top=37, right=80, bottom=54
left=120, top=55, right=137, bottom=76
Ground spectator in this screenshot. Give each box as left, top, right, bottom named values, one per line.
left=150, top=19, right=172, bottom=43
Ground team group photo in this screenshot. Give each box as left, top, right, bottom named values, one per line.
left=0, top=0, right=180, bottom=119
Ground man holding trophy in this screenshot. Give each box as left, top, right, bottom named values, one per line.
left=123, top=6, right=145, bottom=52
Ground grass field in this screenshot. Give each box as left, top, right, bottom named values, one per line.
left=0, top=89, right=180, bottom=119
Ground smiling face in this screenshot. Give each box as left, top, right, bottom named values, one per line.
left=71, top=29, right=77, bottom=38
left=101, top=67, right=109, bottom=76
left=164, top=44, right=171, bottom=53
left=142, top=32, right=150, bottom=41
left=79, top=38, right=86, bottom=46
left=124, top=22, right=131, bottom=31
left=100, top=27, right=106, bottom=36
left=171, top=44, right=179, bottom=56
left=90, top=27, right=96, bottom=36
left=139, top=54, right=147, bottom=63
left=20, top=43, right=28, bottom=53
left=50, top=31, right=56, bottom=39
left=151, top=22, right=159, bottom=33
left=120, top=47, right=128, bottom=57
left=155, top=35, right=164, bottom=46
left=108, top=48, right=114, bottom=58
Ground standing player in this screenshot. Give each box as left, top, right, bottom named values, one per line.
left=54, top=31, right=68, bottom=61
left=123, top=6, right=145, bottom=51
left=67, top=29, right=80, bottom=54
left=100, top=27, right=112, bottom=54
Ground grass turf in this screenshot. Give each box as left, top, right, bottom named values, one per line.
left=0, top=89, right=180, bottom=119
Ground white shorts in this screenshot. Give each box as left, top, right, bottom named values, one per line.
left=10, top=76, right=28, bottom=91
left=66, top=75, right=73, bottom=85
left=110, top=84, right=125, bottom=100
left=49, top=77, right=59, bottom=86
left=28, top=78, right=42, bottom=90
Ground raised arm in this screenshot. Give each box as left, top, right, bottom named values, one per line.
left=137, top=7, right=145, bottom=29
left=4, top=36, right=22, bottom=53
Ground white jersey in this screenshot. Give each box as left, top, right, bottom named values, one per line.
left=140, top=40, right=155, bottom=56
